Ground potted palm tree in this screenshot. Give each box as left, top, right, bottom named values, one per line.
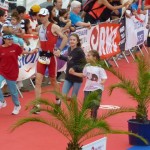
left=108, top=55, right=150, bottom=145
left=10, top=91, right=147, bottom=149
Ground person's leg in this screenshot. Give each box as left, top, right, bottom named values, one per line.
left=6, top=79, right=20, bottom=106
left=0, top=75, right=6, bottom=105
left=6, top=79, right=21, bottom=114
left=35, top=73, right=44, bottom=99
left=49, top=77, right=61, bottom=104
left=62, top=80, right=73, bottom=96
left=71, top=82, right=82, bottom=98
left=91, top=89, right=102, bottom=119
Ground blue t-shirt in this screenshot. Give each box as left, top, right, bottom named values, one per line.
left=131, top=2, right=138, bottom=11
left=70, top=11, right=83, bottom=26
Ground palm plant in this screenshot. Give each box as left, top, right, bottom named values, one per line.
left=108, top=55, right=150, bottom=123
left=10, top=91, right=147, bottom=149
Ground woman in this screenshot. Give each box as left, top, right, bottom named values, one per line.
left=46, top=5, right=59, bottom=24
left=0, top=33, right=37, bottom=115
left=54, top=33, right=86, bottom=98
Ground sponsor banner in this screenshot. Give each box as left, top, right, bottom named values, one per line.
left=125, top=13, right=148, bottom=50
left=75, top=23, right=121, bottom=59
left=17, top=36, right=39, bottom=81
left=82, top=137, right=107, bottom=150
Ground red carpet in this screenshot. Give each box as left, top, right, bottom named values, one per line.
left=0, top=54, right=150, bottom=150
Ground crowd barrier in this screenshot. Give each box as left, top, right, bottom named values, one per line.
left=0, top=12, right=149, bottom=97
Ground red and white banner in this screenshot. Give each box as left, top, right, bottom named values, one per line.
left=75, top=23, right=121, bottom=59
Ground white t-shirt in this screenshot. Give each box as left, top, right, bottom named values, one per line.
left=83, top=64, right=107, bottom=91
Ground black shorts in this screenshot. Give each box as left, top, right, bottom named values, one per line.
left=147, top=36, right=150, bottom=47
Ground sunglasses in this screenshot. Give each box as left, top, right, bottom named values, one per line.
left=38, top=14, right=47, bottom=17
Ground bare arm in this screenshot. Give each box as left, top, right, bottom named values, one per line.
left=52, top=24, right=68, bottom=50
left=99, top=0, right=129, bottom=11
left=75, top=22, right=91, bottom=28
left=69, top=68, right=84, bottom=77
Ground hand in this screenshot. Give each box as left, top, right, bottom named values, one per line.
left=123, top=1, right=130, bottom=8
left=54, top=50, right=61, bottom=57
left=28, top=48, right=38, bottom=54
left=69, top=68, right=75, bottom=74
left=87, top=22, right=91, bottom=29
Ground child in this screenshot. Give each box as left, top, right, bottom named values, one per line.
left=69, top=50, right=107, bottom=119
left=3, top=11, right=24, bottom=47
left=58, top=9, right=76, bottom=33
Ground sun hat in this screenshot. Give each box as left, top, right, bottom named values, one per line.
left=31, top=5, right=41, bottom=13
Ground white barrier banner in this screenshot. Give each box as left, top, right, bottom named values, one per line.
left=82, top=137, right=107, bottom=150
left=17, top=36, right=39, bottom=81
left=125, top=13, right=148, bottom=50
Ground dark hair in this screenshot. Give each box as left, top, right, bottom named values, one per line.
left=16, top=6, right=26, bottom=14
left=46, top=5, right=58, bottom=23
left=29, top=9, right=38, bottom=16
left=2, top=32, right=13, bottom=44
left=24, top=19, right=30, bottom=34
left=0, top=9, right=5, bottom=17
left=70, top=33, right=81, bottom=47
left=88, top=50, right=100, bottom=61
left=11, top=11, right=20, bottom=21
left=59, top=9, right=67, bottom=17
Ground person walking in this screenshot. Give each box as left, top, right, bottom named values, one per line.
left=69, top=50, right=107, bottom=119
left=54, top=33, right=86, bottom=98
left=34, top=8, right=67, bottom=111
left=0, top=33, right=37, bottom=115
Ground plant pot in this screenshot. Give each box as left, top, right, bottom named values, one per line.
left=128, top=119, right=150, bottom=145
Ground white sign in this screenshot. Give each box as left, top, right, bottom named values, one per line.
left=82, top=137, right=107, bottom=150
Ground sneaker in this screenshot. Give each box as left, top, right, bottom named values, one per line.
left=3, top=92, right=11, bottom=97
left=12, top=105, right=21, bottom=115
left=54, top=101, right=61, bottom=114
left=30, top=105, right=40, bottom=114
left=0, top=101, right=7, bottom=109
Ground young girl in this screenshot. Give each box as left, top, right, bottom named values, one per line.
left=69, top=50, right=107, bottom=119
left=59, top=9, right=76, bottom=33
left=3, top=11, right=24, bottom=47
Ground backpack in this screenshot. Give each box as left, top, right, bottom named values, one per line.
left=82, top=0, right=101, bottom=13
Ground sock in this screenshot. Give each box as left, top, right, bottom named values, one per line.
left=56, top=99, right=61, bottom=104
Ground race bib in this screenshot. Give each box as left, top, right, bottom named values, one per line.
left=38, top=56, right=50, bottom=65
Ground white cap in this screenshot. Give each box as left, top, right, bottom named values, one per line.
left=71, top=1, right=81, bottom=9
left=38, top=8, right=49, bottom=15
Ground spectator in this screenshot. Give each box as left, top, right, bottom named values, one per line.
left=83, top=0, right=130, bottom=24
left=54, top=33, right=86, bottom=98
left=3, top=11, right=24, bottom=47
left=40, top=0, right=53, bottom=8
left=53, top=0, right=63, bottom=17
left=69, top=50, right=107, bottom=119
left=46, top=5, right=59, bottom=24
left=70, top=1, right=91, bottom=28
left=28, top=4, right=41, bottom=33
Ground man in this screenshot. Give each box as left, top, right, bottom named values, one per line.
left=34, top=8, right=67, bottom=112
left=40, top=0, right=53, bottom=8
left=70, top=1, right=91, bottom=28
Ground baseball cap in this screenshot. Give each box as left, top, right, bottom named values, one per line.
left=3, top=34, right=13, bottom=39
left=38, top=8, right=49, bottom=16
left=31, top=5, right=41, bottom=13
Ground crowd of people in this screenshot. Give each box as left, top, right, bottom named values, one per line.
left=0, top=0, right=149, bottom=118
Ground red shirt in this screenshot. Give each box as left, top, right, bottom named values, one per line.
left=145, top=0, right=150, bottom=5
left=40, top=23, right=58, bottom=52
left=0, top=44, right=22, bottom=80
